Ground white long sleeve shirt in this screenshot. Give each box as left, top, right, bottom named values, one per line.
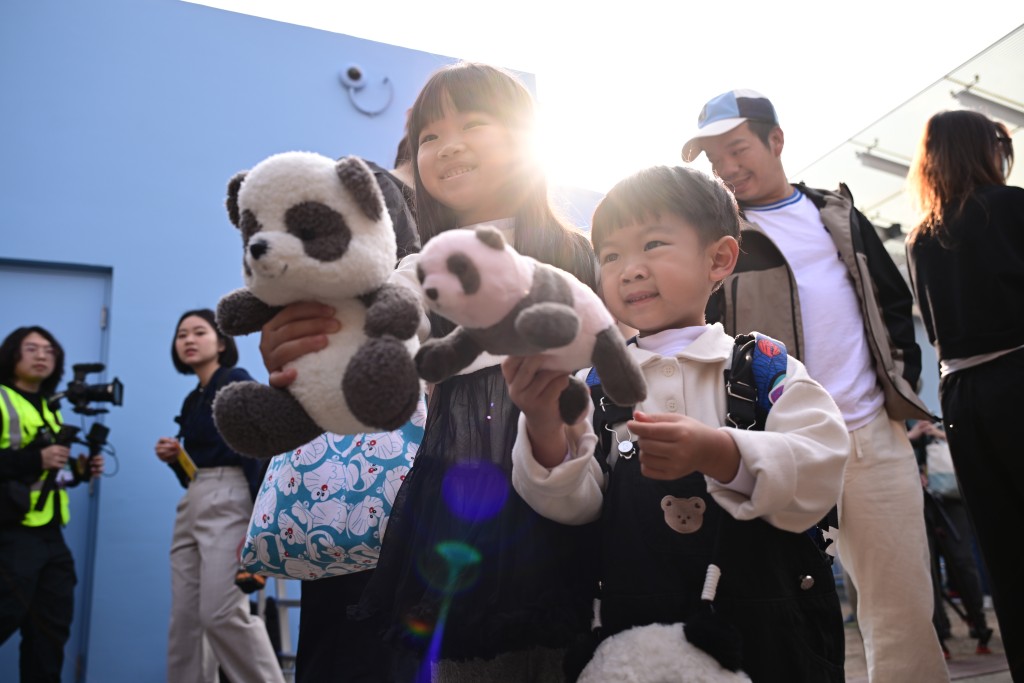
left=511, top=323, right=849, bottom=533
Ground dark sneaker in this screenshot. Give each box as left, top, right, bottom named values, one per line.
left=975, top=626, right=994, bottom=654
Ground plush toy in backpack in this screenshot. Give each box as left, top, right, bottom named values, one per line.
left=414, top=226, right=647, bottom=423
left=213, top=151, right=422, bottom=459
left=577, top=620, right=752, bottom=682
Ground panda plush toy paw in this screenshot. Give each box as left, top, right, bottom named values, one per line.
left=414, top=226, right=647, bottom=422
left=213, top=151, right=422, bottom=459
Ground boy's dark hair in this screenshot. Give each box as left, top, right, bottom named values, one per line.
left=171, top=308, right=239, bottom=375
left=0, top=326, right=66, bottom=396
left=591, top=166, right=742, bottom=254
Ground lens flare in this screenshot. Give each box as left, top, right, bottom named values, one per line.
left=414, top=541, right=483, bottom=682
left=441, top=461, right=509, bottom=522
left=403, top=615, right=434, bottom=640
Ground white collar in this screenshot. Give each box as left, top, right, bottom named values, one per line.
left=631, top=323, right=734, bottom=366
left=636, top=326, right=706, bottom=355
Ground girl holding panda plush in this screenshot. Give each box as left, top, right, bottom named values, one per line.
left=259, top=62, right=599, bottom=681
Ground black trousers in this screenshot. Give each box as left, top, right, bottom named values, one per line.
left=297, top=569, right=399, bottom=683
left=941, top=347, right=1024, bottom=679
left=0, top=522, right=77, bottom=683
left=925, top=494, right=988, bottom=639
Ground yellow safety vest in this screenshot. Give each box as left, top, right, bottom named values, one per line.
left=0, top=384, right=70, bottom=526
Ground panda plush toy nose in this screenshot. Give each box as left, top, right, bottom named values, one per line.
left=249, top=240, right=268, bottom=259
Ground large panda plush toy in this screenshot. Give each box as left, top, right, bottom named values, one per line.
left=414, top=226, right=647, bottom=422
left=213, top=152, right=422, bottom=459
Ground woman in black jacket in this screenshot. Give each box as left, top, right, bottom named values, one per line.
left=906, top=109, right=1022, bottom=678
left=153, top=308, right=283, bottom=683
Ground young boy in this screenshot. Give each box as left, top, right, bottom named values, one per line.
left=503, top=166, right=849, bottom=682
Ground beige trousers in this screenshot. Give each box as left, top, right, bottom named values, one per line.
left=838, top=410, right=949, bottom=683
left=166, top=466, right=283, bottom=683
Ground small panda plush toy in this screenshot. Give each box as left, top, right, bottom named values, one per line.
left=414, top=226, right=647, bottom=422
left=213, top=152, right=422, bottom=459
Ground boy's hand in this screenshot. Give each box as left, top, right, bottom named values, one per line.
left=629, top=411, right=740, bottom=482
left=260, top=302, right=340, bottom=388
left=502, top=355, right=570, bottom=468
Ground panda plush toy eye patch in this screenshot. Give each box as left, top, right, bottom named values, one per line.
left=213, top=152, right=423, bottom=459
left=414, top=226, right=647, bottom=423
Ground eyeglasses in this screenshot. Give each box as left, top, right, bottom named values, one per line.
left=997, top=135, right=1015, bottom=177
left=21, top=343, right=55, bottom=357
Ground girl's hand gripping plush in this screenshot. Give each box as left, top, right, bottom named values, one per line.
left=213, top=152, right=422, bottom=459
left=414, top=226, right=646, bottom=423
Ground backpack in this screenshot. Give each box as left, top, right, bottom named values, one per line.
left=587, top=332, right=836, bottom=558
left=586, top=332, right=783, bottom=457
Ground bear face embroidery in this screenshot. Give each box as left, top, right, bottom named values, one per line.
left=660, top=495, right=706, bottom=534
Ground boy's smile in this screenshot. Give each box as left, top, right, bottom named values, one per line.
left=598, top=215, right=734, bottom=336
left=701, top=122, right=790, bottom=207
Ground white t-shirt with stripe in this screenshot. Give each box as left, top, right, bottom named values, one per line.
left=744, top=189, right=884, bottom=430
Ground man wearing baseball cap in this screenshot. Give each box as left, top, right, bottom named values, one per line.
left=683, top=90, right=949, bottom=683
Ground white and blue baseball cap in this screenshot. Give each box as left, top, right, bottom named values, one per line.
left=681, top=89, right=779, bottom=162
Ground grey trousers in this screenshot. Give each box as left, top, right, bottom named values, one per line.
left=166, top=466, right=283, bottom=683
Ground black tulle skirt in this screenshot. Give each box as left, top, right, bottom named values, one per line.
left=353, top=365, right=598, bottom=662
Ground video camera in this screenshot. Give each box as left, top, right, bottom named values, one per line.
left=51, top=363, right=124, bottom=416
left=36, top=422, right=111, bottom=484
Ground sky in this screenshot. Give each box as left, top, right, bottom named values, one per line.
left=189, top=1, right=1024, bottom=192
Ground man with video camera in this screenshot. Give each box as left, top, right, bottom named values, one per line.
left=0, top=325, right=105, bottom=682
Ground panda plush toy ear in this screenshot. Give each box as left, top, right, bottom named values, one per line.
left=211, top=151, right=424, bottom=459
left=414, top=226, right=646, bottom=424
left=225, top=171, right=246, bottom=227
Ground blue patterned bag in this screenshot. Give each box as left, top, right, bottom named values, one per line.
left=240, top=397, right=426, bottom=580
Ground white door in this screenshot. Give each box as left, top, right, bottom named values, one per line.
left=0, top=259, right=113, bottom=683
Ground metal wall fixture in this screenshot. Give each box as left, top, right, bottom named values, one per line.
left=856, top=141, right=911, bottom=178
left=952, top=83, right=1024, bottom=129
left=338, top=64, right=393, bottom=117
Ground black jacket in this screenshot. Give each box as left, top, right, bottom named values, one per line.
left=906, top=184, right=1024, bottom=361
left=707, top=183, right=932, bottom=421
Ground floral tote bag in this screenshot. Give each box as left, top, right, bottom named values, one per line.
left=240, top=396, right=426, bottom=580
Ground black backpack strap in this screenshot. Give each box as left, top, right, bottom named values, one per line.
left=724, top=333, right=837, bottom=560
left=586, top=368, right=636, bottom=473
left=724, top=333, right=759, bottom=430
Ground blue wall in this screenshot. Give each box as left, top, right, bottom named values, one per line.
left=0, top=1, right=523, bottom=679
